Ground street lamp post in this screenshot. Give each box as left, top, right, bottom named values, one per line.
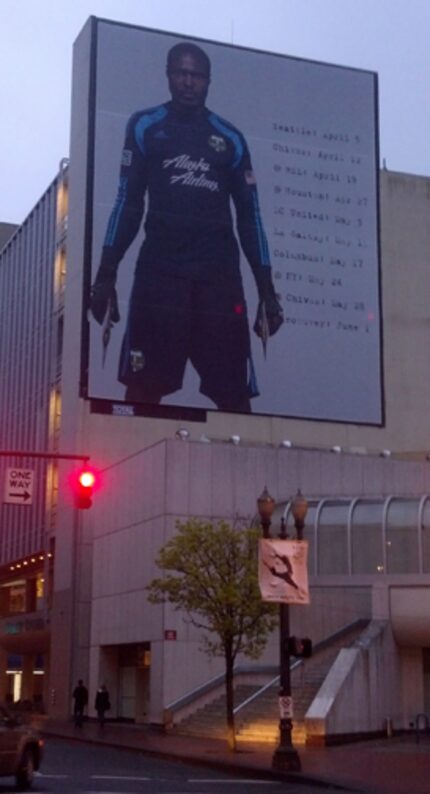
left=257, top=486, right=308, bottom=774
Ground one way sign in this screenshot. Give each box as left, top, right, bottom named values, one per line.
left=3, top=468, right=34, bottom=505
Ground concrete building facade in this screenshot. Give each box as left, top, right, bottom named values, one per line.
left=1, top=19, right=430, bottom=741
left=1, top=160, right=430, bottom=739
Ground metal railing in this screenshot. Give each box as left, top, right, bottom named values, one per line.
left=233, top=660, right=302, bottom=717
left=233, top=618, right=367, bottom=718
left=164, top=619, right=368, bottom=725
left=415, top=712, right=429, bottom=744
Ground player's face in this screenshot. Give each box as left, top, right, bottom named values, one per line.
left=168, top=53, right=210, bottom=109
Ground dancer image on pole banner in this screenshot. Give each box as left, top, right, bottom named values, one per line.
left=259, top=538, right=310, bottom=604
left=90, top=41, right=283, bottom=412
left=264, top=550, right=299, bottom=590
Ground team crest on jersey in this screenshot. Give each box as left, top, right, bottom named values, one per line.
left=121, top=149, right=133, bottom=167
left=208, top=134, right=226, bottom=152
left=130, top=350, right=145, bottom=372
left=244, top=170, right=256, bottom=185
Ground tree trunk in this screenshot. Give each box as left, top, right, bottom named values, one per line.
left=225, top=648, right=236, bottom=751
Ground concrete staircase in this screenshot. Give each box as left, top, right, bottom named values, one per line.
left=237, top=626, right=366, bottom=745
left=173, top=684, right=261, bottom=740
left=172, top=622, right=366, bottom=745
left=236, top=662, right=329, bottom=745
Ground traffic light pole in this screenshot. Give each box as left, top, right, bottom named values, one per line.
left=0, top=451, right=90, bottom=462
left=0, top=448, right=91, bottom=717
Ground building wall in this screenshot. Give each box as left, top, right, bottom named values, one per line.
left=0, top=223, right=18, bottom=251
left=48, top=19, right=94, bottom=718
left=64, top=21, right=423, bottom=463
left=378, top=171, right=430, bottom=453
left=0, top=176, right=60, bottom=562
left=78, top=439, right=430, bottom=722
left=400, top=646, right=423, bottom=728
left=390, top=587, right=430, bottom=645
left=0, top=159, right=428, bottom=725
left=64, top=29, right=430, bottom=454
left=306, top=621, right=402, bottom=739
left=3, top=19, right=430, bottom=729
left=60, top=83, right=430, bottom=725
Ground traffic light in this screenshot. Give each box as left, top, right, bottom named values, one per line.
left=287, top=636, right=313, bottom=658
left=73, top=468, right=96, bottom=509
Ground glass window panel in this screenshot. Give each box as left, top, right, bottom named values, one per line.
left=351, top=501, right=384, bottom=574
left=285, top=505, right=317, bottom=577
left=316, top=502, right=349, bottom=575
left=420, top=499, right=430, bottom=573
left=9, top=584, right=26, bottom=614
left=386, top=499, right=419, bottom=574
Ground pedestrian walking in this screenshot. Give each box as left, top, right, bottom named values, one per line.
left=95, top=684, right=110, bottom=727
left=72, top=679, right=88, bottom=727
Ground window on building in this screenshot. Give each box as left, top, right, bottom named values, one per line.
left=386, top=499, right=420, bottom=574
left=351, top=500, right=384, bottom=574
left=420, top=499, right=430, bottom=573
left=284, top=503, right=317, bottom=576
left=317, top=502, right=349, bottom=575
left=7, top=582, right=26, bottom=614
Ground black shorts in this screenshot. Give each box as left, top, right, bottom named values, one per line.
left=118, top=267, right=258, bottom=407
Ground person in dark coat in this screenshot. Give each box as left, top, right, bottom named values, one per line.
left=95, top=684, right=110, bottom=727
left=72, top=679, right=88, bottom=727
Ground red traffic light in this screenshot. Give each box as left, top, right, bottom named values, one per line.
left=78, top=470, right=95, bottom=489
left=73, top=468, right=97, bottom=509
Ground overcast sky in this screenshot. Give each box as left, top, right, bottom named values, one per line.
left=1, top=0, right=429, bottom=223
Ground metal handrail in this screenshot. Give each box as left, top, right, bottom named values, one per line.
left=233, top=659, right=302, bottom=716
left=233, top=618, right=367, bottom=718
left=165, top=619, right=368, bottom=719
left=165, top=663, right=277, bottom=713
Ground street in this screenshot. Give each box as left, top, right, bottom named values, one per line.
left=0, top=738, right=358, bottom=793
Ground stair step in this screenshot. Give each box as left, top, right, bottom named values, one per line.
left=237, top=722, right=307, bottom=745
left=171, top=624, right=366, bottom=745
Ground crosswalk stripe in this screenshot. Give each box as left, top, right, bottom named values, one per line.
left=188, top=780, right=278, bottom=785
left=91, top=775, right=151, bottom=781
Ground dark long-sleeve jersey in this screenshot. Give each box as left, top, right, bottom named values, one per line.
left=100, top=101, right=271, bottom=284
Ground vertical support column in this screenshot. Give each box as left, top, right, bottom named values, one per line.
left=0, top=647, right=9, bottom=702
left=42, top=653, right=50, bottom=712
left=21, top=654, right=35, bottom=703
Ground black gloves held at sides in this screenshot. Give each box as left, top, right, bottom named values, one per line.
left=89, top=261, right=284, bottom=339
left=90, top=263, right=120, bottom=326
left=253, top=268, right=284, bottom=338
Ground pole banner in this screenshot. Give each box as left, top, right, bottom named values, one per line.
left=259, top=538, right=310, bottom=604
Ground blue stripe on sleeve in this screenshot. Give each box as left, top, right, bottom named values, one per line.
left=104, top=105, right=167, bottom=248
left=252, top=192, right=271, bottom=266
left=104, top=175, right=128, bottom=247
left=134, top=105, right=168, bottom=156
left=208, top=113, right=243, bottom=168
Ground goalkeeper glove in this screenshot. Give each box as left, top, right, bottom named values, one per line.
left=90, top=262, right=120, bottom=326
left=253, top=268, right=283, bottom=338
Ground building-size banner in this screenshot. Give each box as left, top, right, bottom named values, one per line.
left=79, top=18, right=383, bottom=423
left=259, top=538, right=310, bottom=604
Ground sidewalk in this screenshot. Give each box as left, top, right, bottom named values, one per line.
left=38, top=717, right=430, bottom=794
